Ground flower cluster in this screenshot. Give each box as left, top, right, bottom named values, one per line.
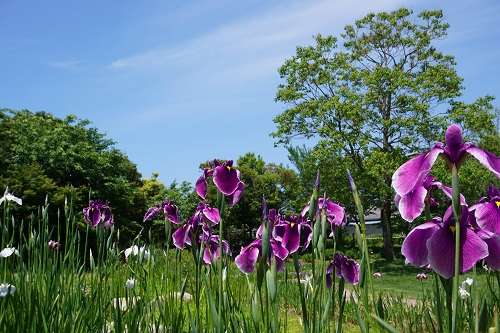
left=143, top=159, right=243, bottom=266
left=235, top=197, right=345, bottom=274
left=143, top=200, right=180, bottom=224
left=394, top=124, right=499, bottom=278
left=195, top=160, right=245, bottom=206
left=124, top=245, right=151, bottom=262
left=235, top=209, right=311, bottom=273
left=326, top=253, right=360, bottom=286
left=83, top=200, right=114, bottom=229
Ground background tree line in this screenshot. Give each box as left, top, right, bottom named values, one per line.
left=1, top=8, right=498, bottom=259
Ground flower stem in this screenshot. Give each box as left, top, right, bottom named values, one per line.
left=451, top=165, right=461, bottom=333
left=217, top=191, right=225, bottom=333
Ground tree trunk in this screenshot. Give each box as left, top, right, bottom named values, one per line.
left=381, top=195, right=395, bottom=260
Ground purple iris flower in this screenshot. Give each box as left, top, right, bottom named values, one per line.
left=326, top=253, right=360, bottom=287
left=83, top=200, right=114, bottom=229
left=392, top=124, right=499, bottom=221
left=194, top=202, right=221, bottom=225
left=402, top=205, right=490, bottom=278
left=476, top=229, right=500, bottom=271
left=235, top=209, right=289, bottom=274
left=195, top=160, right=245, bottom=203
left=143, top=200, right=180, bottom=224
left=301, top=198, right=346, bottom=228
left=469, top=185, right=499, bottom=234
left=234, top=238, right=288, bottom=274
left=172, top=215, right=197, bottom=249
left=171, top=203, right=224, bottom=250
left=274, top=214, right=312, bottom=255
left=200, top=227, right=231, bottom=265
left=394, top=174, right=467, bottom=222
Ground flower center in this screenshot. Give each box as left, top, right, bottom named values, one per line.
left=496, top=200, right=500, bottom=208
left=449, top=225, right=456, bottom=234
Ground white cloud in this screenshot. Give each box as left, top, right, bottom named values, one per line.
left=109, top=0, right=409, bottom=81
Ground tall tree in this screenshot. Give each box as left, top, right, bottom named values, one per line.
left=272, top=8, right=494, bottom=259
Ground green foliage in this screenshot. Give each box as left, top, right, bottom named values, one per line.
left=0, top=109, right=145, bottom=242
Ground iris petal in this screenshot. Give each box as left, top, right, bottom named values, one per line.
left=195, top=175, right=208, bottom=199
left=398, top=185, right=428, bottom=222
left=474, top=200, right=500, bottom=234
left=402, top=220, right=440, bottom=267
left=483, top=234, right=500, bottom=270
left=235, top=243, right=260, bottom=274
left=213, top=165, right=240, bottom=195
left=465, top=146, right=500, bottom=178
left=392, top=146, right=443, bottom=196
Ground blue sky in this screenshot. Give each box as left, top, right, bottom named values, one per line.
left=1, top=0, right=499, bottom=184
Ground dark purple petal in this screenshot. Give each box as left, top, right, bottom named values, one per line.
left=203, top=244, right=218, bottom=265
left=473, top=200, right=499, bottom=234
left=235, top=241, right=261, bottom=273
left=202, top=206, right=221, bottom=224
left=465, top=146, right=500, bottom=178
left=229, top=182, right=245, bottom=206
left=341, top=257, right=360, bottom=285
left=270, top=239, right=289, bottom=260
left=333, top=253, right=343, bottom=277
left=401, top=220, right=440, bottom=267
left=89, top=207, right=101, bottom=227
left=444, top=124, right=465, bottom=162
left=426, top=226, right=455, bottom=278
left=483, top=234, right=500, bottom=270
left=172, top=224, right=192, bottom=250
left=397, top=185, right=427, bottom=222
left=213, top=165, right=241, bottom=195
left=275, top=257, right=286, bottom=272
left=164, top=202, right=180, bottom=224
left=273, top=223, right=286, bottom=241
left=461, top=228, right=489, bottom=273
left=392, top=146, right=443, bottom=196
left=144, top=206, right=160, bottom=222
left=301, top=223, right=313, bottom=250
left=427, top=223, right=488, bottom=278
left=221, top=240, right=231, bottom=256
left=102, top=208, right=114, bottom=229
left=195, top=175, right=208, bottom=199
left=326, top=261, right=335, bottom=288
left=282, top=223, right=300, bottom=254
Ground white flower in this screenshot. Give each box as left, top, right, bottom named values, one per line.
left=458, top=286, right=470, bottom=299
left=125, top=278, right=135, bottom=289
left=124, top=245, right=150, bottom=261
left=0, top=191, right=22, bottom=206
left=0, top=247, right=20, bottom=258
left=124, top=245, right=138, bottom=260
left=0, top=283, right=16, bottom=297
left=373, top=272, right=382, bottom=279
left=462, top=278, right=473, bottom=287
